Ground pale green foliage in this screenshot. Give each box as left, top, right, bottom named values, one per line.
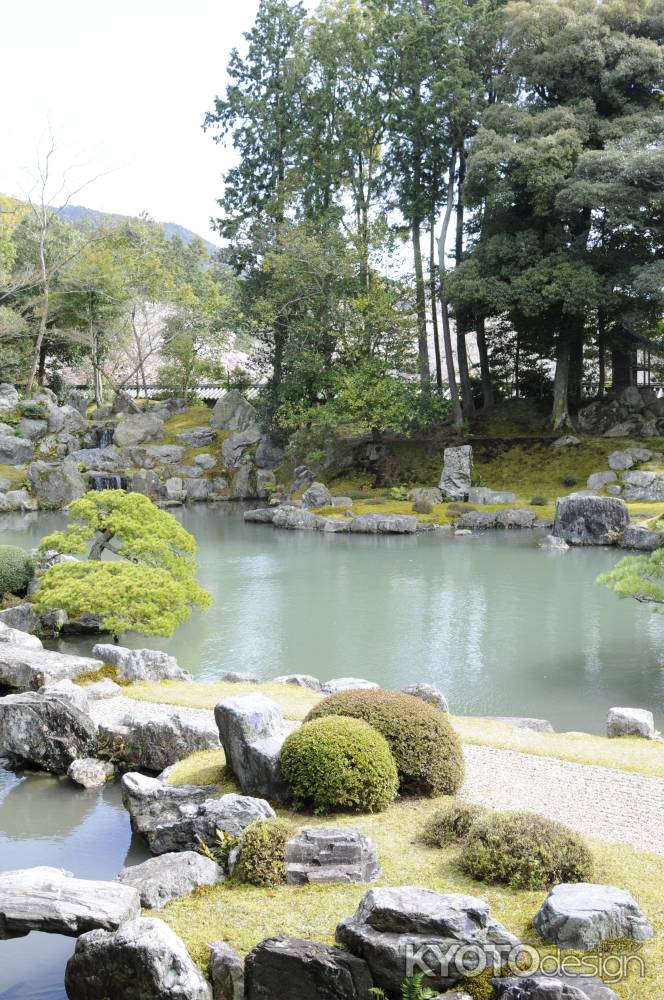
left=35, top=490, right=211, bottom=637
left=598, top=549, right=664, bottom=608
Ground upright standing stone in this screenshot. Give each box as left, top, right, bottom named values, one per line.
left=440, top=446, right=473, bottom=501
left=245, top=936, right=373, bottom=1000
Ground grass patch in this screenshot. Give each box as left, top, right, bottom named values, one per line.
left=0, top=463, right=27, bottom=488
left=313, top=498, right=558, bottom=525
left=454, top=716, right=664, bottom=779
left=74, top=664, right=130, bottom=687
left=153, top=794, right=664, bottom=998
left=126, top=680, right=323, bottom=720
left=166, top=748, right=239, bottom=792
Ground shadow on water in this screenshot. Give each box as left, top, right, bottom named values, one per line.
left=0, top=769, right=149, bottom=1000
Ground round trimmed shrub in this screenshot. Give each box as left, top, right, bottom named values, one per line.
left=420, top=801, right=488, bottom=847
left=280, top=716, right=398, bottom=814
left=305, top=689, right=464, bottom=796
left=236, top=818, right=291, bottom=887
left=413, top=499, right=433, bottom=515
left=529, top=495, right=548, bottom=506
left=460, top=811, right=594, bottom=890
left=0, top=545, right=34, bottom=596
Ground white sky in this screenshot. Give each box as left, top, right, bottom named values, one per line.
left=0, top=0, right=274, bottom=243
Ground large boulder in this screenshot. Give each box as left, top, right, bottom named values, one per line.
left=92, top=643, right=191, bottom=683
left=0, top=383, right=19, bottom=413
left=100, top=709, right=220, bottom=773
left=401, top=683, right=449, bottom=713
left=440, top=445, right=473, bottom=501
left=0, top=644, right=101, bottom=690
left=620, top=470, right=664, bottom=501
left=285, top=827, right=381, bottom=885
left=121, top=772, right=275, bottom=855
left=214, top=693, right=294, bottom=803
left=552, top=495, right=629, bottom=545
left=211, top=390, right=259, bottom=432
left=210, top=940, right=245, bottom=1000
left=492, top=975, right=619, bottom=999
left=176, top=426, right=217, bottom=448
left=40, top=678, right=90, bottom=714
left=28, top=458, right=86, bottom=506
left=336, top=886, right=520, bottom=994
left=19, top=416, right=49, bottom=440
left=221, top=427, right=262, bottom=468
left=272, top=506, right=320, bottom=530
left=0, top=621, right=42, bottom=650
left=619, top=525, right=664, bottom=550
left=244, top=507, right=277, bottom=524
left=245, top=936, right=373, bottom=1000
left=117, top=852, right=224, bottom=909
left=586, top=471, right=617, bottom=491
left=0, top=433, right=33, bottom=465
left=0, top=866, right=140, bottom=939
left=533, top=882, right=653, bottom=951
left=301, top=482, right=333, bottom=508
left=255, top=435, right=284, bottom=470
left=348, top=513, right=417, bottom=534
left=467, top=488, right=517, bottom=505
left=0, top=690, right=97, bottom=773
left=71, top=445, right=123, bottom=471
left=130, top=468, right=165, bottom=500
left=64, top=916, right=213, bottom=1000
left=607, top=706, right=656, bottom=739
left=113, top=412, right=165, bottom=448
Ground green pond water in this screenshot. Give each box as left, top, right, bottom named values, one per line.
left=1, top=502, right=664, bottom=999
left=2, top=503, right=663, bottom=733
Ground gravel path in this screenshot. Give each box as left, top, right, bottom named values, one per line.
left=461, top=744, right=664, bottom=856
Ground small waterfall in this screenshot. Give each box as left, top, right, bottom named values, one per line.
left=88, top=474, right=128, bottom=491
left=96, top=426, right=114, bottom=448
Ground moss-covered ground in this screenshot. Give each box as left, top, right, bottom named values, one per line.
left=152, top=754, right=664, bottom=998
left=127, top=679, right=322, bottom=719
left=0, top=463, right=27, bottom=488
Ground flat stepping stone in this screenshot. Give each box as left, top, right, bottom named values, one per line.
left=533, top=882, right=653, bottom=950
left=0, top=866, right=140, bottom=938
left=0, top=645, right=102, bottom=690
left=285, top=827, right=380, bottom=885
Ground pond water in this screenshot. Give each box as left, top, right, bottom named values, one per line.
left=2, top=503, right=664, bottom=998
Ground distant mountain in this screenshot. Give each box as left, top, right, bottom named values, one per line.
left=57, top=204, right=219, bottom=256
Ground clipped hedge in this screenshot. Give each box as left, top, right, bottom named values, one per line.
left=236, top=818, right=291, bottom=887
left=460, top=811, right=594, bottom=890
left=420, top=801, right=488, bottom=847
left=305, top=689, right=464, bottom=796
left=0, top=545, right=34, bottom=596
left=280, top=715, right=398, bottom=814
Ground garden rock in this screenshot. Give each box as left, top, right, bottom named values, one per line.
left=64, top=916, right=213, bottom=1000
left=337, top=886, right=520, bottom=993
left=552, top=496, right=629, bottom=545
left=552, top=436, right=581, bottom=448
left=0, top=383, right=19, bottom=413
left=272, top=506, right=320, bottom=530
left=0, top=866, right=140, bottom=938
left=410, top=487, right=443, bottom=505
left=222, top=427, right=262, bottom=467
left=255, top=435, right=284, bottom=469
left=165, top=477, right=186, bottom=502
left=231, top=462, right=254, bottom=499
left=619, top=525, right=663, bottom=550
left=113, top=412, right=165, bottom=447
left=210, top=940, right=245, bottom=1000
left=71, top=445, right=123, bottom=471
left=349, top=512, right=417, bottom=533
left=214, top=693, right=294, bottom=803
left=185, top=478, right=212, bottom=501
left=121, top=772, right=275, bottom=855
left=533, top=882, right=653, bottom=950
left=586, top=471, right=617, bottom=491
left=220, top=671, right=260, bottom=682
left=28, top=459, right=86, bottom=506
left=0, top=434, right=33, bottom=465
left=19, top=417, right=48, bottom=440
left=285, top=827, right=380, bottom=885
left=194, top=452, right=216, bottom=470
left=301, top=482, right=333, bottom=508
left=245, top=935, right=373, bottom=1000
left=620, top=470, right=664, bottom=501
left=0, top=690, right=97, bottom=773
left=402, top=683, right=449, bottom=712
left=0, top=603, right=40, bottom=635
left=130, top=468, right=165, bottom=499
left=0, top=621, right=42, bottom=650
left=492, top=974, right=619, bottom=999
left=440, top=445, right=473, bottom=501
left=68, top=757, right=114, bottom=789
left=39, top=677, right=90, bottom=714
left=322, top=677, right=379, bottom=694
left=211, top=390, right=260, bottom=432
left=607, top=450, right=634, bottom=471
left=85, top=678, right=123, bottom=700
left=117, top=851, right=224, bottom=909
left=539, top=534, right=569, bottom=551
left=176, top=426, right=217, bottom=447
left=607, top=706, right=656, bottom=739
left=101, top=709, right=220, bottom=773
left=486, top=716, right=555, bottom=733
left=92, top=643, right=192, bottom=682
left=468, top=487, right=517, bottom=504
left=273, top=673, right=322, bottom=690
left=0, top=644, right=101, bottom=690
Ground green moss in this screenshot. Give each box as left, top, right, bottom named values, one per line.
left=166, top=748, right=239, bottom=792
left=74, top=664, right=130, bottom=687
left=126, top=679, right=322, bottom=719
left=0, top=464, right=27, bottom=487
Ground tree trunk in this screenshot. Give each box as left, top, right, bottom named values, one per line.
left=429, top=216, right=442, bottom=389
left=597, top=309, right=606, bottom=399
left=436, top=149, right=463, bottom=427
left=551, top=338, right=572, bottom=431
left=476, top=316, right=494, bottom=408
left=89, top=529, right=114, bottom=560
left=611, top=338, right=635, bottom=394
left=26, top=278, right=49, bottom=395
left=412, top=218, right=430, bottom=383
left=568, top=329, right=584, bottom=404
left=454, top=148, right=474, bottom=417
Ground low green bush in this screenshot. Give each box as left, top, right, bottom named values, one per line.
left=17, top=400, right=47, bottom=420
left=235, top=818, right=291, bottom=886
left=460, top=811, right=594, bottom=890
left=420, top=801, right=488, bottom=847
left=412, top=499, right=433, bottom=515
left=306, top=689, right=464, bottom=796
left=562, top=475, right=578, bottom=487
left=389, top=485, right=410, bottom=501
left=280, top=715, right=398, bottom=814
left=0, top=545, right=34, bottom=596
left=529, top=495, right=548, bottom=506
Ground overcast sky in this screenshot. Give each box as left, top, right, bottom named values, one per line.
left=0, top=0, right=276, bottom=243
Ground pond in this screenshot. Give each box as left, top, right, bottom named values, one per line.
left=2, top=503, right=664, bottom=734
left=2, top=503, right=664, bottom=999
